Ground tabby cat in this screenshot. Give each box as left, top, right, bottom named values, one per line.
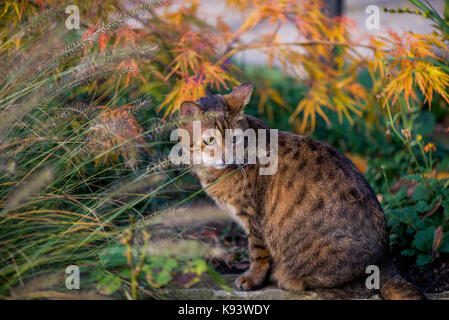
left=177, top=83, right=426, bottom=300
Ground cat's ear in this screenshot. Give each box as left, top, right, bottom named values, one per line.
left=223, top=82, right=253, bottom=113
left=179, top=101, right=201, bottom=118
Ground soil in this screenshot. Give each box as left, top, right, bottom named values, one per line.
left=394, top=252, right=449, bottom=293
left=187, top=220, right=449, bottom=294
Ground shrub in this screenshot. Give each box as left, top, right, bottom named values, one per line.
left=0, top=0, right=214, bottom=298
left=1, top=0, right=449, bottom=299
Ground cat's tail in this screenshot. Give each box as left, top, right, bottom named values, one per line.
left=379, top=261, right=427, bottom=300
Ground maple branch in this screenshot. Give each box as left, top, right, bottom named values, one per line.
left=215, top=40, right=387, bottom=66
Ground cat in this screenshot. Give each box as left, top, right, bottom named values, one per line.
left=177, top=83, right=426, bottom=300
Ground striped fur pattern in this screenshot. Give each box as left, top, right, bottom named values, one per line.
left=178, top=83, right=426, bottom=299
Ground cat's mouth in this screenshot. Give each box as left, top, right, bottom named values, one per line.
left=199, top=161, right=228, bottom=170
left=203, top=161, right=248, bottom=171
left=199, top=153, right=228, bottom=170
left=199, top=150, right=251, bottom=170
left=210, top=164, right=227, bottom=170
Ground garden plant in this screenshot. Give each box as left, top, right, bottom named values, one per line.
left=0, top=0, right=448, bottom=299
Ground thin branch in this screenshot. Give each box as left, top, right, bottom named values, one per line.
left=215, top=40, right=388, bottom=66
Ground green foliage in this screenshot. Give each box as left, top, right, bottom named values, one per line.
left=97, top=273, right=122, bottom=295
left=93, top=240, right=229, bottom=298
left=407, top=0, right=449, bottom=37
left=383, top=174, right=449, bottom=267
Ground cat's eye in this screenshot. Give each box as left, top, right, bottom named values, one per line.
left=203, top=136, right=216, bottom=145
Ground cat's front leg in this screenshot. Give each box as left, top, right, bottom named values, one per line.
left=235, top=231, right=271, bottom=291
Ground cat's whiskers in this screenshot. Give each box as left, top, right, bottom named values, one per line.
left=235, top=162, right=248, bottom=197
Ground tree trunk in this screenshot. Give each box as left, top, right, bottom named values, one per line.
left=323, top=0, right=344, bottom=17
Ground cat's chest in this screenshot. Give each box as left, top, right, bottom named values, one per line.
left=200, top=180, right=251, bottom=229
left=196, top=169, right=257, bottom=229
left=201, top=179, right=247, bottom=209
left=213, top=197, right=250, bottom=231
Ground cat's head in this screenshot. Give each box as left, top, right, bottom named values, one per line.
left=178, top=83, right=254, bottom=170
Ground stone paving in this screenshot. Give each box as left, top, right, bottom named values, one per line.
left=165, top=273, right=449, bottom=300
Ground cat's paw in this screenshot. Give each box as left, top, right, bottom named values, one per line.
left=235, top=272, right=264, bottom=291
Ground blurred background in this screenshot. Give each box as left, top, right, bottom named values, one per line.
left=0, top=0, right=448, bottom=299
left=199, top=0, right=446, bottom=65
